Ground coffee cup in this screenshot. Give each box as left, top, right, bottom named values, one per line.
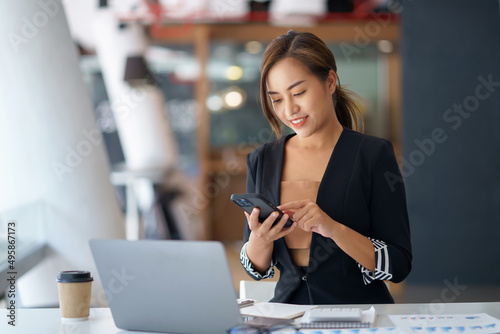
left=56, top=271, right=93, bottom=321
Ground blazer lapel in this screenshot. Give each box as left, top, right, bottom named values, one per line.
left=260, top=134, right=292, bottom=206
left=259, top=135, right=298, bottom=272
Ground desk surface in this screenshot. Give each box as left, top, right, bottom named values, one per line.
left=2, top=302, right=500, bottom=333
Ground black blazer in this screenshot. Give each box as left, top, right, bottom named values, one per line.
left=243, top=127, right=412, bottom=304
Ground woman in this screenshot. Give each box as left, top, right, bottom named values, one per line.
left=239, top=30, right=412, bottom=305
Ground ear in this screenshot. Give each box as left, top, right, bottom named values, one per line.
left=327, top=70, right=337, bottom=94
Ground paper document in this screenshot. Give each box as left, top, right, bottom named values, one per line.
left=271, top=328, right=398, bottom=334
left=389, top=313, right=500, bottom=333
left=240, top=302, right=317, bottom=319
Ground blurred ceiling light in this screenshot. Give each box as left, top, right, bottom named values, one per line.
left=207, top=95, right=223, bottom=112
left=245, top=41, right=263, bottom=54
left=377, top=40, right=394, bottom=53
left=223, top=87, right=246, bottom=109
left=225, top=65, right=243, bottom=81
left=225, top=91, right=243, bottom=108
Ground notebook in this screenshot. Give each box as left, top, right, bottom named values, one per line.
left=89, top=239, right=245, bottom=334
left=300, top=306, right=377, bottom=329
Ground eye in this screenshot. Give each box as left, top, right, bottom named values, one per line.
left=272, top=98, right=282, bottom=104
left=293, top=90, right=306, bottom=97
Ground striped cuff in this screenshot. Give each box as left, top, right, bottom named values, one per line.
left=358, top=238, right=393, bottom=285
left=240, top=242, right=275, bottom=280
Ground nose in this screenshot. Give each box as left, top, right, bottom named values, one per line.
left=285, top=98, right=299, bottom=117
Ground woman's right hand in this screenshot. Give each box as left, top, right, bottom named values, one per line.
left=245, top=208, right=297, bottom=245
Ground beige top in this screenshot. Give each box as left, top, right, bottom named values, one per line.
left=281, top=180, right=321, bottom=267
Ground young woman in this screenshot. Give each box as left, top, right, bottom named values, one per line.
left=239, top=30, right=412, bottom=304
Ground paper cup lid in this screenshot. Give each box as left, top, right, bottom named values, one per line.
left=56, top=271, right=93, bottom=283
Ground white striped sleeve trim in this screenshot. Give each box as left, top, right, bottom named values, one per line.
left=358, top=237, right=393, bottom=285
left=240, top=242, right=275, bottom=280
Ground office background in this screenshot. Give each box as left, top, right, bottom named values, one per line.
left=0, top=0, right=499, bottom=308
left=401, top=0, right=500, bottom=300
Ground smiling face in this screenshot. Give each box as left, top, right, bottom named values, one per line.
left=266, top=57, right=338, bottom=140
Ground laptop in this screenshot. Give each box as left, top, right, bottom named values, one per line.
left=89, top=239, right=245, bottom=334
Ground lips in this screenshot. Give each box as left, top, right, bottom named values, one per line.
left=290, top=116, right=308, bottom=128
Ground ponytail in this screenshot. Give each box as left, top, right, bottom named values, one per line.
left=334, top=83, right=363, bottom=132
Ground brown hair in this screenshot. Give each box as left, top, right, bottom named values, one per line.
left=260, top=30, right=363, bottom=138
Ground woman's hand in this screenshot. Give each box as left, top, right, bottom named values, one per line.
left=245, top=208, right=297, bottom=245
left=245, top=208, right=296, bottom=275
left=278, top=199, right=339, bottom=239
left=280, top=200, right=377, bottom=272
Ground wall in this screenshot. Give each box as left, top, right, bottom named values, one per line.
left=401, top=0, right=500, bottom=288
left=0, top=0, right=125, bottom=306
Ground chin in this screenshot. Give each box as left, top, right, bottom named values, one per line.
left=294, top=129, right=314, bottom=138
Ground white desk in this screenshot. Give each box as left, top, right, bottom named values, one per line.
left=1, top=302, right=500, bottom=333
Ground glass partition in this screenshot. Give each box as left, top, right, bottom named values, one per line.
left=0, top=201, right=46, bottom=262
left=0, top=201, right=47, bottom=297
left=207, top=42, right=394, bottom=150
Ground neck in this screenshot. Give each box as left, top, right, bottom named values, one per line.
left=294, top=120, right=344, bottom=150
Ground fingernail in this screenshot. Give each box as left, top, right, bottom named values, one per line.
left=272, top=212, right=278, bottom=218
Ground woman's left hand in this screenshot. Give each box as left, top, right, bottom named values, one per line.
left=278, top=199, right=339, bottom=239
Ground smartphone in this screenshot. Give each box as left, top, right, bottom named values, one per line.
left=230, top=193, right=293, bottom=228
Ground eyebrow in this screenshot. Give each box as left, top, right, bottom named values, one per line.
left=267, top=80, right=305, bottom=95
